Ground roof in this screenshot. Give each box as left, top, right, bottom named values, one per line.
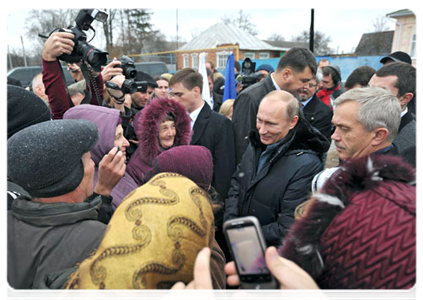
left=178, top=22, right=285, bottom=51
left=386, top=9, right=415, bottom=18
left=263, top=40, right=308, bottom=49
left=354, top=31, right=394, bottom=56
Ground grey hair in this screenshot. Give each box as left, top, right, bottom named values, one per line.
left=334, top=87, right=401, bottom=142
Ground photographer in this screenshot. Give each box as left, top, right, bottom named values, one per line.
left=42, top=31, right=104, bottom=119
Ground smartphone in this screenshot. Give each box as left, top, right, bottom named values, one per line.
left=223, top=216, right=278, bottom=289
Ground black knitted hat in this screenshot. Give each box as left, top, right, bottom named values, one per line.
left=7, top=119, right=99, bottom=198
left=7, top=85, right=51, bottom=139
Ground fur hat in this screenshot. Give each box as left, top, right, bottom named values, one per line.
left=7, top=119, right=99, bottom=198
left=64, top=173, right=214, bottom=289
left=7, top=85, right=51, bottom=139
left=279, top=154, right=416, bottom=289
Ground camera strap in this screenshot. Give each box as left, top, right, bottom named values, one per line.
left=57, top=60, right=75, bottom=108
left=79, top=62, right=94, bottom=105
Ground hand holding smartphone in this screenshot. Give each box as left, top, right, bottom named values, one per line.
left=223, top=216, right=278, bottom=289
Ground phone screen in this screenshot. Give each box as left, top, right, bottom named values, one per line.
left=226, top=225, right=269, bottom=276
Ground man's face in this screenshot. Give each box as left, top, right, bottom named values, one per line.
left=154, top=80, right=169, bottom=98
left=131, top=86, right=154, bottom=108
left=321, top=74, right=335, bottom=90
left=208, top=76, right=214, bottom=94
left=256, top=98, right=297, bottom=145
left=170, top=82, right=199, bottom=113
left=298, top=79, right=318, bottom=101
left=80, top=152, right=95, bottom=200
left=257, top=70, right=269, bottom=81
left=284, top=66, right=313, bottom=97
left=331, top=101, right=376, bottom=161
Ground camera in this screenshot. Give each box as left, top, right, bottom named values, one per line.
left=115, top=55, right=137, bottom=79
left=236, top=58, right=263, bottom=89
left=57, top=9, right=109, bottom=72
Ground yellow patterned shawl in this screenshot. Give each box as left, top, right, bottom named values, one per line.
left=64, top=172, right=215, bottom=289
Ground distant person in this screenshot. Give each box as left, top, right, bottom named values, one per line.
left=153, top=75, right=170, bottom=99
left=219, top=99, right=235, bottom=121
left=316, top=65, right=343, bottom=108
left=344, top=65, right=376, bottom=90
left=256, top=64, right=274, bottom=81
left=232, top=47, right=317, bottom=163
left=31, top=73, right=49, bottom=107
left=316, top=58, right=329, bottom=88
left=380, top=51, right=412, bottom=65
left=206, top=67, right=223, bottom=112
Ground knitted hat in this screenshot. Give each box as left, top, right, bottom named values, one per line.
left=143, top=145, right=213, bottom=191
left=256, top=64, right=274, bottom=73
left=7, top=119, right=99, bottom=198
left=7, top=85, right=51, bottom=139
left=280, top=154, right=416, bottom=289
left=380, top=51, right=412, bottom=64
left=64, top=173, right=214, bottom=289
left=135, top=71, right=158, bottom=88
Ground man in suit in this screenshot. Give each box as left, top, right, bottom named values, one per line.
left=206, top=68, right=224, bottom=112
left=368, top=62, right=415, bottom=168
left=232, top=47, right=317, bottom=164
left=298, top=76, right=333, bottom=143
left=169, top=68, right=236, bottom=201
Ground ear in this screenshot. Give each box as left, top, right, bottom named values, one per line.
left=282, top=68, right=292, bottom=81
left=399, top=92, right=413, bottom=108
left=192, top=86, right=201, bottom=97
left=371, top=128, right=389, bottom=146
left=289, top=115, right=299, bottom=130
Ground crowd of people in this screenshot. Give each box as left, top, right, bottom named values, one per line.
left=7, top=29, right=416, bottom=292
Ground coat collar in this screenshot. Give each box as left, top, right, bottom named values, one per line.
left=191, top=103, right=211, bottom=144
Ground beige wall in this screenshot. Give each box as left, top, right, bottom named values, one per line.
left=391, top=14, right=416, bottom=66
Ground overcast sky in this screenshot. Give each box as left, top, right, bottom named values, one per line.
left=5, top=2, right=417, bottom=55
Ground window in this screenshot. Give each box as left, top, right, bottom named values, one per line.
left=410, top=33, right=416, bottom=58
left=191, top=53, right=198, bottom=69
left=244, top=52, right=255, bottom=59
left=217, top=52, right=231, bottom=69
left=259, top=52, right=270, bottom=59
left=183, top=54, right=189, bottom=68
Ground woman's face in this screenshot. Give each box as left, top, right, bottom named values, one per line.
left=159, top=120, right=176, bottom=149
left=114, top=124, right=130, bottom=157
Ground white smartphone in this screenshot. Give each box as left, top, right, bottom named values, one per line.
left=223, top=216, right=278, bottom=289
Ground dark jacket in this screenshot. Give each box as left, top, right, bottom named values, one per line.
left=126, top=98, right=192, bottom=185
left=224, top=116, right=330, bottom=247
left=393, top=110, right=416, bottom=168
left=191, top=103, right=236, bottom=201
left=8, top=195, right=107, bottom=289
left=212, top=91, right=223, bottom=112
left=302, top=94, right=333, bottom=142
left=232, top=74, right=276, bottom=163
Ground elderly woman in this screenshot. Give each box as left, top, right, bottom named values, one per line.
left=126, top=97, right=191, bottom=185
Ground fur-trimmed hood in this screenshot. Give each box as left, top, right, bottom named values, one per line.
left=279, top=154, right=416, bottom=289
left=133, top=97, right=192, bottom=164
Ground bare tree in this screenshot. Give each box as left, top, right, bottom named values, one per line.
left=292, top=30, right=333, bottom=55
left=267, top=33, right=285, bottom=42
left=372, top=16, right=390, bottom=32
left=221, top=10, right=258, bottom=36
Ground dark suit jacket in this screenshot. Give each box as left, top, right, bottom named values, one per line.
left=302, top=94, right=333, bottom=143
left=191, top=103, right=236, bottom=200
left=212, top=92, right=223, bottom=112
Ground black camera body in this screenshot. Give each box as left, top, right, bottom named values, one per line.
left=115, top=55, right=137, bottom=79
left=57, top=9, right=108, bottom=72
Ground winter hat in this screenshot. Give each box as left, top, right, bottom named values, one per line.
left=256, top=64, right=274, bottom=73
left=143, top=145, right=213, bottom=191
left=279, top=154, right=416, bottom=289
left=7, top=119, right=99, bottom=198
left=7, top=84, right=51, bottom=139
left=380, top=51, right=412, bottom=65
left=64, top=173, right=214, bottom=289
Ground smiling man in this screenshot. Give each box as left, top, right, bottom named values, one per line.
left=232, top=47, right=317, bottom=164
left=224, top=90, right=330, bottom=247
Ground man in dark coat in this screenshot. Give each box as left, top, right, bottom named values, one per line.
left=298, top=76, right=333, bottom=143
left=232, top=47, right=317, bottom=164
left=169, top=68, right=236, bottom=201
left=368, top=62, right=416, bottom=168
left=224, top=90, right=330, bottom=247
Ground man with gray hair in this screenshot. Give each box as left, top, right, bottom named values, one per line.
left=224, top=90, right=330, bottom=247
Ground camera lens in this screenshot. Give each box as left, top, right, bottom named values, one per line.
left=78, top=42, right=108, bottom=71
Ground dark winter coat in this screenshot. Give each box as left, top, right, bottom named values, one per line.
left=126, top=98, right=192, bottom=185
left=302, top=94, right=333, bottom=143
left=8, top=195, right=106, bottom=289
left=224, top=116, right=330, bottom=247
left=279, top=154, right=416, bottom=289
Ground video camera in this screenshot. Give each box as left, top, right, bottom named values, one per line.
left=236, top=58, right=263, bottom=89
left=57, top=9, right=109, bottom=72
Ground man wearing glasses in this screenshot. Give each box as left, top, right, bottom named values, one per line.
left=298, top=76, right=333, bottom=143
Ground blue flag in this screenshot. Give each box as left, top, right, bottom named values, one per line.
left=223, top=53, right=236, bottom=102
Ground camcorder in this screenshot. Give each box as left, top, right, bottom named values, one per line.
left=236, top=58, right=263, bottom=89
left=57, top=9, right=109, bottom=72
